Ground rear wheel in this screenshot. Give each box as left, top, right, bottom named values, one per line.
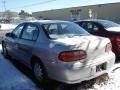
left=32, top=61, right=47, bottom=83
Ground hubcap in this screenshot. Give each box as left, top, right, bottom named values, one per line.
left=34, top=63, right=43, bottom=81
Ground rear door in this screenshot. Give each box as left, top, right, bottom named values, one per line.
left=15, top=23, right=39, bottom=64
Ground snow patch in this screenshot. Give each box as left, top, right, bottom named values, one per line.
left=0, top=24, right=17, bottom=30
left=91, top=63, right=120, bottom=90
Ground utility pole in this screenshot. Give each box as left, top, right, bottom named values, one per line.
left=3, top=0, right=6, bottom=11
left=2, top=0, right=6, bottom=19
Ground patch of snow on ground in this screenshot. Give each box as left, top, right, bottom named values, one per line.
left=0, top=24, right=17, bottom=30
left=91, top=63, right=120, bottom=90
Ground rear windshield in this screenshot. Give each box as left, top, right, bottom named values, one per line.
left=42, top=22, right=89, bottom=39
left=98, top=20, right=120, bottom=28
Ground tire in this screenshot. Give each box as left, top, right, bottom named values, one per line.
left=55, top=84, right=69, bottom=90
left=2, top=42, right=10, bottom=58
left=33, top=61, right=47, bottom=83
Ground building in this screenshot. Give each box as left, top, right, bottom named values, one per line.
left=32, top=2, right=120, bottom=22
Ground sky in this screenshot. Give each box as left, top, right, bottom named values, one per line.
left=0, top=0, right=120, bottom=13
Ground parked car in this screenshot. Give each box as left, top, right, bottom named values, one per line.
left=2, top=20, right=115, bottom=84
left=75, top=19, right=120, bottom=56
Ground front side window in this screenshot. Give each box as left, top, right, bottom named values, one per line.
left=42, top=22, right=89, bottom=39
left=21, top=24, right=39, bottom=41
left=12, top=24, right=24, bottom=38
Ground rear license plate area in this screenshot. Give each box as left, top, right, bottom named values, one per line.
left=96, top=63, right=106, bottom=72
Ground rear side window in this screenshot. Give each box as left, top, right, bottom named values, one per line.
left=87, top=23, right=93, bottom=30
left=21, top=24, right=39, bottom=41
left=81, top=22, right=99, bottom=33
left=46, top=24, right=58, bottom=35
left=93, top=25, right=99, bottom=31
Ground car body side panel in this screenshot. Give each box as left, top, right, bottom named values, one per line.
left=15, top=39, right=35, bottom=65
left=4, top=36, right=22, bottom=59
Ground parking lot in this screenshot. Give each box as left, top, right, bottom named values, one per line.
left=0, top=0, right=120, bottom=90
left=0, top=20, right=120, bottom=90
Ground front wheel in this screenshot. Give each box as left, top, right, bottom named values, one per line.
left=2, top=42, right=9, bottom=58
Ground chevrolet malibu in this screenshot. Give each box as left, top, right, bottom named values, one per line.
left=2, top=20, right=115, bottom=84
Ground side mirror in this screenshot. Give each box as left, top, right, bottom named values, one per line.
left=6, top=32, right=17, bottom=38
left=5, top=32, right=12, bottom=37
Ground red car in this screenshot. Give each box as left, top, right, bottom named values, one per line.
left=75, top=19, right=120, bottom=56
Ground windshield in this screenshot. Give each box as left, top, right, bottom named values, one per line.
left=42, top=22, right=89, bottom=39
left=98, top=20, right=120, bottom=28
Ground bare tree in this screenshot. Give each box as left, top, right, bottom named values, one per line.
left=19, top=10, right=32, bottom=19
left=5, top=10, right=13, bottom=20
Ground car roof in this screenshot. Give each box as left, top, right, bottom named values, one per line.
left=25, top=20, right=70, bottom=24
left=75, top=19, right=108, bottom=23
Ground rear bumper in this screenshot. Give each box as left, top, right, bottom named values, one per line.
left=48, top=52, right=115, bottom=84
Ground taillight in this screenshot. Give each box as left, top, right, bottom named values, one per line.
left=110, top=37, right=120, bottom=42
left=105, top=43, right=112, bottom=52
left=115, top=37, right=120, bottom=42
left=59, top=50, right=87, bottom=62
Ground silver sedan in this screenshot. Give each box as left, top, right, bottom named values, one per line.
left=2, top=20, right=115, bottom=84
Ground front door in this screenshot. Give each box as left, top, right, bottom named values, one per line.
left=5, top=23, right=25, bottom=59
